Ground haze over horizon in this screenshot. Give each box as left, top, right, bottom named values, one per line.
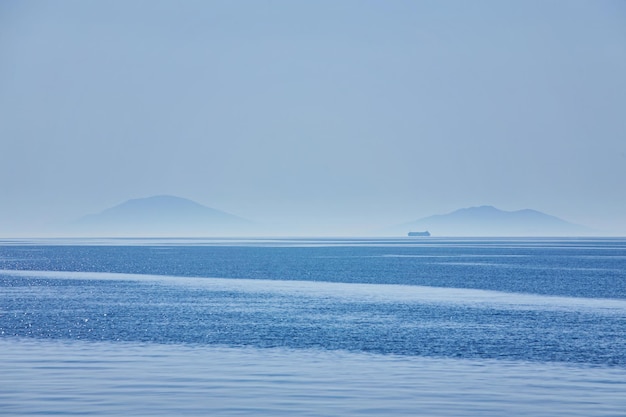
left=2, top=1, right=625, bottom=236
left=65, top=195, right=596, bottom=237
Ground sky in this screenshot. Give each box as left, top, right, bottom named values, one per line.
left=1, top=0, right=625, bottom=236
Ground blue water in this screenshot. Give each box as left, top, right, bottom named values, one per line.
left=1, top=237, right=625, bottom=415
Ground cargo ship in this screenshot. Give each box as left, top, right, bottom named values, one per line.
left=408, top=231, right=431, bottom=237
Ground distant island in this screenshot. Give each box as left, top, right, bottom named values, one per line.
left=66, top=198, right=595, bottom=238
left=71, top=195, right=253, bottom=237
left=395, top=205, right=592, bottom=237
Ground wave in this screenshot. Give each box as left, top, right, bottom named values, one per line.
left=3, top=338, right=626, bottom=417
left=3, top=269, right=626, bottom=315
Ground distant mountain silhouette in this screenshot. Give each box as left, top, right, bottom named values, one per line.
left=395, top=205, right=592, bottom=237
left=72, top=195, right=253, bottom=236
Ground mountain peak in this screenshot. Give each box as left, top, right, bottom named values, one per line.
left=72, top=195, right=252, bottom=237
left=397, top=205, right=592, bottom=237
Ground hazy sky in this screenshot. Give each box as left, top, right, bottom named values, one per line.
left=1, top=0, right=625, bottom=235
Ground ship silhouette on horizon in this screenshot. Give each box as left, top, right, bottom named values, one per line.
left=408, top=231, right=431, bottom=237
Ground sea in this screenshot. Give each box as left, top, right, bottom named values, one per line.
left=1, top=237, right=625, bottom=416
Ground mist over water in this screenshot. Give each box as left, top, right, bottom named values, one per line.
left=2, top=2, right=626, bottom=235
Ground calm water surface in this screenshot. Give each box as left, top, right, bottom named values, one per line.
left=1, top=237, right=625, bottom=415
